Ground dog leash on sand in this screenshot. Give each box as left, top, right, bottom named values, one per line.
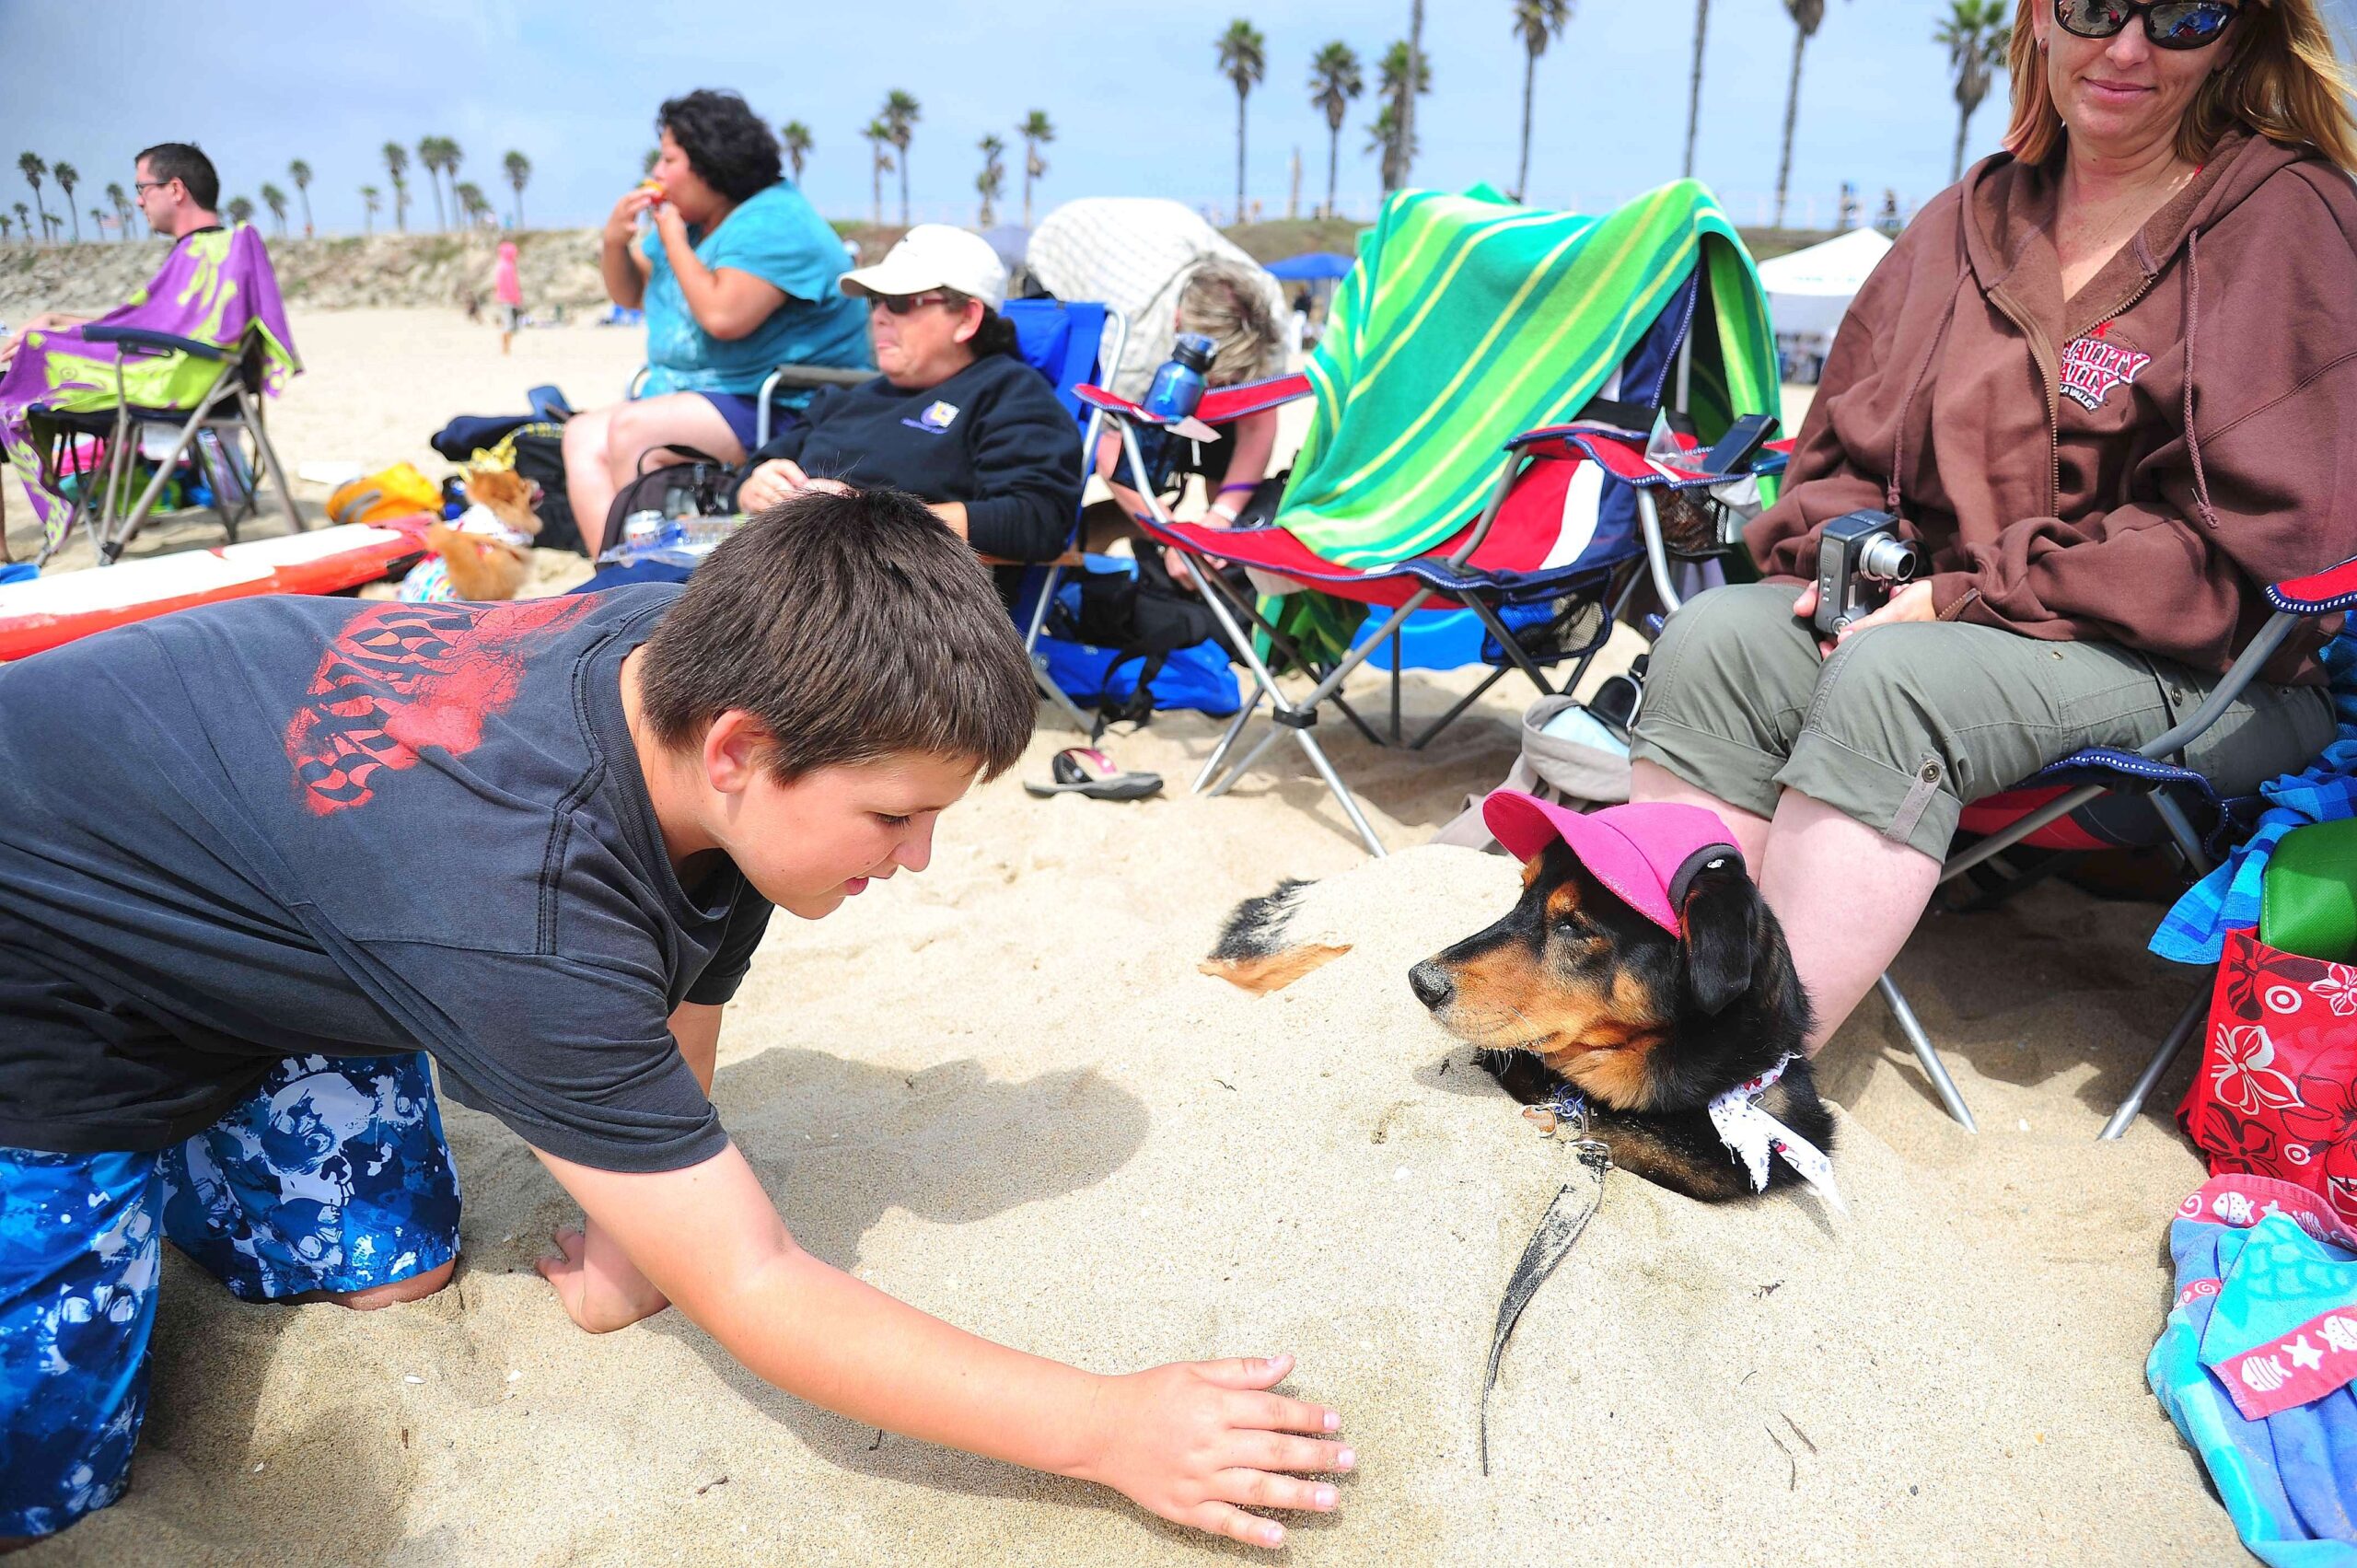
left=1480, top=1094, right=1611, bottom=1478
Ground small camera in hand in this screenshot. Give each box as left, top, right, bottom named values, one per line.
left=1813, top=510, right=1922, bottom=637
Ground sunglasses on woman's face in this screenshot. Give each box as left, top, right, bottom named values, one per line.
left=2055, top=0, right=2238, bottom=49
left=872, top=292, right=951, bottom=316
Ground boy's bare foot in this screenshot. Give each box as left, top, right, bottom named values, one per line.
left=300, top=1257, right=458, bottom=1311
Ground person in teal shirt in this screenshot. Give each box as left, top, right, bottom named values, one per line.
left=564, top=89, right=871, bottom=550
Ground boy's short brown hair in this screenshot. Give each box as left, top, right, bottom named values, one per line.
left=637, top=488, right=1037, bottom=780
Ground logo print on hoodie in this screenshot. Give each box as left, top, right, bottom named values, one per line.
left=2059, top=329, right=2152, bottom=412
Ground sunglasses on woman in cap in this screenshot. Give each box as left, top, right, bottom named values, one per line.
left=2056, top=0, right=2239, bottom=49
left=869, top=291, right=957, bottom=316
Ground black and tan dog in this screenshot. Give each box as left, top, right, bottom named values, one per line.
left=1411, top=795, right=1831, bottom=1202
left=1205, top=794, right=1834, bottom=1203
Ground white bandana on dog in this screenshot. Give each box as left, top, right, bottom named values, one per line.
left=1707, top=1055, right=1844, bottom=1214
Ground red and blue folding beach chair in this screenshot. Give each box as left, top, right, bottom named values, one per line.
left=1077, top=321, right=1764, bottom=856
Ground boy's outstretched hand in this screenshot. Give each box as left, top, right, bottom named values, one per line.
left=1073, top=1353, right=1353, bottom=1551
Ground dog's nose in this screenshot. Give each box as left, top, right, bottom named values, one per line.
left=1408, top=960, right=1455, bottom=1010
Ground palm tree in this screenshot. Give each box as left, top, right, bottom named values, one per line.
left=1682, top=0, right=1711, bottom=178
left=1365, top=100, right=1407, bottom=192
left=781, top=122, right=813, bottom=184
left=19, top=153, right=49, bottom=244
left=881, top=91, right=920, bottom=225
left=89, top=205, right=106, bottom=240
left=11, top=203, right=28, bottom=241
left=1511, top=1, right=1573, bottom=203
left=1215, top=20, right=1272, bottom=223
left=105, top=180, right=131, bottom=240
left=442, top=139, right=466, bottom=224
left=288, top=158, right=313, bottom=237
left=415, top=137, right=446, bottom=229
left=1936, top=0, right=2013, bottom=183
left=862, top=120, right=894, bottom=226
left=504, top=150, right=531, bottom=227
left=1215, top=20, right=1267, bottom=224
left=643, top=146, right=660, bottom=176
left=1308, top=43, right=1363, bottom=220
left=382, top=141, right=410, bottom=232
left=1773, top=0, right=1844, bottom=227
left=260, top=181, right=288, bottom=238
left=52, top=162, right=80, bottom=242
left=1016, top=110, right=1054, bottom=226
left=1401, top=1, right=1427, bottom=188
left=456, top=181, right=491, bottom=226
left=1373, top=41, right=1430, bottom=194
left=975, top=134, right=1006, bottom=227
left=226, top=195, right=255, bottom=226
left=0, top=215, right=10, bottom=241
left=361, top=183, right=381, bottom=235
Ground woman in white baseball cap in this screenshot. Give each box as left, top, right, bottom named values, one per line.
left=733, top=225, right=1082, bottom=600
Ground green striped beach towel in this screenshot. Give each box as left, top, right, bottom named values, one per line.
left=1279, top=180, right=1779, bottom=570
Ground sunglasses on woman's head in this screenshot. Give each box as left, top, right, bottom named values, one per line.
left=872, top=291, right=951, bottom=316
left=2056, top=0, right=2238, bottom=49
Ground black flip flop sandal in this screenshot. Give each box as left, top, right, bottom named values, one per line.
left=1023, top=747, right=1164, bottom=802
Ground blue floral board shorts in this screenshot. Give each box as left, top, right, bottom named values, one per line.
left=0, top=1052, right=459, bottom=1539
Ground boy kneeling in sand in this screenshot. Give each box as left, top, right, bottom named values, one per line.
left=0, top=491, right=1348, bottom=1551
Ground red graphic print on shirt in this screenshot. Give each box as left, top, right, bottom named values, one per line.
left=2059, top=327, right=2153, bottom=412
left=284, top=597, right=595, bottom=815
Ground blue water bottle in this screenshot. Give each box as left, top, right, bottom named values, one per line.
left=1141, top=332, right=1215, bottom=420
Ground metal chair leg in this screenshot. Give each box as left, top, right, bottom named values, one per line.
left=237, top=389, right=305, bottom=535
left=1204, top=725, right=1286, bottom=799
left=1193, top=682, right=1264, bottom=793
left=2098, top=981, right=2212, bottom=1142
left=1877, top=971, right=1978, bottom=1132
left=1292, top=727, right=1387, bottom=857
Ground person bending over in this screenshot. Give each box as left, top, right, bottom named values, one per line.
left=1628, top=0, right=2357, bottom=1051
left=567, top=88, right=870, bottom=549
left=0, top=490, right=1350, bottom=1553
left=734, top=226, right=1080, bottom=601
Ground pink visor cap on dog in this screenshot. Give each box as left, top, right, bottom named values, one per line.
left=1481, top=790, right=1743, bottom=935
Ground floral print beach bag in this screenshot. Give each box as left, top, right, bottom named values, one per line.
left=2182, top=929, right=2357, bottom=1230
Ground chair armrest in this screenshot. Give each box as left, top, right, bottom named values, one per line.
left=1196, top=373, right=1312, bottom=424
left=766, top=366, right=874, bottom=390
left=2269, top=551, right=2357, bottom=615
left=81, top=324, right=231, bottom=361
left=1077, top=374, right=1313, bottom=430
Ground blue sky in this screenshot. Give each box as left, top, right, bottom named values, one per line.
left=6, top=0, right=2354, bottom=238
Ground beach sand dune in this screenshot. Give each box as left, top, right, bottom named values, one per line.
left=17, top=310, right=2233, bottom=1565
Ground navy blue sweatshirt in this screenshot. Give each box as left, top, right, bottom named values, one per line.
left=743, top=352, right=1081, bottom=562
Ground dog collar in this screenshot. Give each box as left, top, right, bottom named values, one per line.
left=1706, top=1055, right=1844, bottom=1213
left=455, top=503, right=534, bottom=550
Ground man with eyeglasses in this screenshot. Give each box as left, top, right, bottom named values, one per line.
left=1, top=141, right=296, bottom=561
left=0, top=145, right=220, bottom=374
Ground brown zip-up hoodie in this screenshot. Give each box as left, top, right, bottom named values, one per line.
left=1747, top=132, right=2357, bottom=682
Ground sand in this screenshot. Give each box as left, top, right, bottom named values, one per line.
left=18, top=311, right=2236, bottom=1565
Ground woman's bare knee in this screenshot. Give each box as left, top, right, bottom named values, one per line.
left=319, top=1257, right=456, bottom=1311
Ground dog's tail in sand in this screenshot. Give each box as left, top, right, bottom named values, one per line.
left=1199, top=877, right=1353, bottom=994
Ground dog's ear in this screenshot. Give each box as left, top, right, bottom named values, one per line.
left=1678, top=859, right=1761, bottom=1016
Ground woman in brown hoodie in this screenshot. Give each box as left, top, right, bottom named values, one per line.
left=1630, top=0, right=2357, bottom=1050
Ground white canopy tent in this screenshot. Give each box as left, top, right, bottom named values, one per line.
left=1758, top=226, right=1893, bottom=382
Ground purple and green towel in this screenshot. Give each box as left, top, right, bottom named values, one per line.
left=0, top=223, right=298, bottom=557
left=2152, top=1174, right=2357, bottom=1564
